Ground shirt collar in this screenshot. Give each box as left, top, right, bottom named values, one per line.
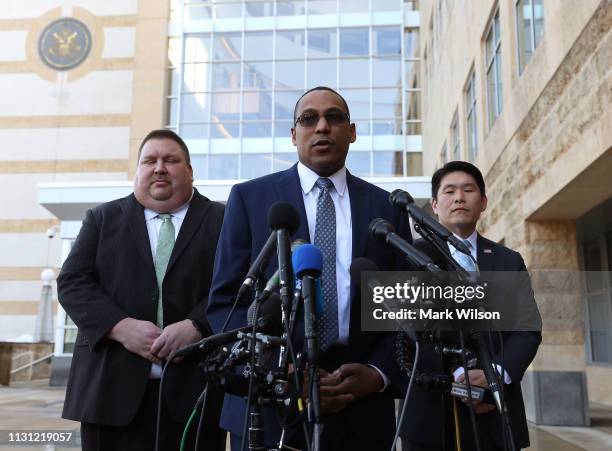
left=143, top=189, right=194, bottom=221
left=297, top=162, right=347, bottom=196
left=449, top=230, right=478, bottom=254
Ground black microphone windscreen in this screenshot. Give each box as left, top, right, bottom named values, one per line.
left=267, top=201, right=300, bottom=233
left=413, top=239, right=447, bottom=268
left=349, top=258, right=379, bottom=289
left=368, top=217, right=395, bottom=239
left=247, top=292, right=283, bottom=336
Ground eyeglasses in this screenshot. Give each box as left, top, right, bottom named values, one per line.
left=294, top=110, right=350, bottom=127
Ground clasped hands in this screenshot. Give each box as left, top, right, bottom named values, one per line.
left=108, top=318, right=202, bottom=364
left=302, top=363, right=384, bottom=415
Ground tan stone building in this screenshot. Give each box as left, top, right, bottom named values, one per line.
left=420, top=0, right=612, bottom=424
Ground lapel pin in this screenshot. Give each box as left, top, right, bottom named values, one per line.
left=483, top=249, right=492, bottom=254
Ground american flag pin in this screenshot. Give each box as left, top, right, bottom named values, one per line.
left=483, top=249, right=492, bottom=253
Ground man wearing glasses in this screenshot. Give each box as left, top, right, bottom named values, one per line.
left=207, top=86, right=412, bottom=451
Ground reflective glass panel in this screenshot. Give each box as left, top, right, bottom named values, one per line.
left=342, top=89, right=370, bottom=119
left=405, top=121, right=422, bottom=135
left=244, top=31, right=273, bottom=60
left=307, top=59, right=337, bottom=88
left=211, top=92, right=240, bottom=121
left=276, top=1, right=306, bottom=16
left=242, top=122, right=272, bottom=137
left=372, top=151, right=403, bottom=176
left=184, top=4, right=213, bottom=20
left=274, top=121, right=293, bottom=137
left=354, top=119, right=370, bottom=135
left=373, top=27, right=401, bottom=56
left=216, top=2, right=243, bottom=18
left=344, top=0, right=369, bottom=12
left=245, top=1, right=275, bottom=17
left=242, top=91, right=273, bottom=120
left=405, top=91, right=421, bottom=121
left=213, top=32, right=242, bottom=61
left=339, top=59, right=369, bottom=88
left=308, top=29, right=338, bottom=58
left=346, top=152, right=370, bottom=177
left=167, top=98, right=178, bottom=125
left=273, top=152, right=299, bottom=171
left=276, top=61, right=305, bottom=90
left=183, top=63, right=209, bottom=92
left=185, top=35, right=211, bottom=63
left=168, top=68, right=180, bottom=96
left=404, top=60, right=420, bottom=88
left=404, top=29, right=420, bottom=60
left=211, top=62, right=241, bottom=90
left=372, top=57, right=401, bottom=87
left=275, top=90, right=302, bottom=120
left=241, top=153, right=272, bottom=179
left=534, top=0, right=544, bottom=46
left=308, top=0, right=337, bottom=14
left=276, top=30, right=306, bottom=60
left=181, top=93, right=209, bottom=122
left=209, top=154, right=238, bottom=179
left=210, top=122, right=240, bottom=139
left=181, top=123, right=209, bottom=140
left=191, top=154, right=208, bottom=180
left=243, top=62, right=273, bottom=89
left=373, top=0, right=401, bottom=11
left=372, top=119, right=401, bottom=135
left=372, top=88, right=401, bottom=118
left=340, top=28, right=369, bottom=56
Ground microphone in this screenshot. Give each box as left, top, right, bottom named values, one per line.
left=237, top=230, right=278, bottom=300
left=369, top=218, right=442, bottom=273
left=258, top=239, right=308, bottom=302
left=292, top=244, right=323, bottom=365
left=175, top=300, right=283, bottom=358
left=268, top=201, right=300, bottom=308
left=389, top=189, right=472, bottom=256
left=246, top=292, right=283, bottom=335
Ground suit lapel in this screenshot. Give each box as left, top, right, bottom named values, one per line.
left=276, top=164, right=311, bottom=243
left=347, top=171, right=369, bottom=260
left=122, top=194, right=156, bottom=276
left=477, top=233, right=495, bottom=271
left=166, top=189, right=211, bottom=274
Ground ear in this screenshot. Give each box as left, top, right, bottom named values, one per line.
left=431, top=197, right=438, bottom=215
left=291, top=127, right=297, bottom=146
left=349, top=123, right=356, bottom=143
left=480, top=195, right=488, bottom=213
left=188, top=164, right=194, bottom=181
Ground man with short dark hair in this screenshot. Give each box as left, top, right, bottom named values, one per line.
left=399, top=161, right=541, bottom=450
left=58, top=129, right=226, bottom=451
left=207, top=86, right=411, bottom=451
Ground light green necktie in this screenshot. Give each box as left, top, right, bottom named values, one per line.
left=154, top=213, right=175, bottom=327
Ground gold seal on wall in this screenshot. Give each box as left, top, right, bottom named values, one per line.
left=38, top=18, right=92, bottom=71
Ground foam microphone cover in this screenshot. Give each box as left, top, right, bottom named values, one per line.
left=292, top=244, right=323, bottom=278
left=267, top=201, right=300, bottom=234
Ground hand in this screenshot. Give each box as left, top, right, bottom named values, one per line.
left=325, top=364, right=384, bottom=400
left=108, top=318, right=162, bottom=363
left=457, top=369, right=496, bottom=413
left=150, top=319, right=202, bottom=361
left=303, top=368, right=353, bottom=415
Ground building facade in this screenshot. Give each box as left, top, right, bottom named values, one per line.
left=419, top=0, right=612, bottom=422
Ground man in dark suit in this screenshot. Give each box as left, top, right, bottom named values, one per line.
left=58, top=129, right=226, bottom=451
left=399, top=161, right=542, bottom=450
left=207, top=86, right=411, bottom=451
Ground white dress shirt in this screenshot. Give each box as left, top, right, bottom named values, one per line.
left=143, top=191, right=192, bottom=377
left=448, top=230, right=513, bottom=385
left=297, top=162, right=352, bottom=344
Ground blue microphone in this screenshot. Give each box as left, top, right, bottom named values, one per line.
left=292, top=244, right=323, bottom=364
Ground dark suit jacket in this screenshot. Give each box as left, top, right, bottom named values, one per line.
left=401, top=234, right=542, bottom=449
left=206, top=164, right=411, bottom=450
left=58, top=189, right=225, bottom=426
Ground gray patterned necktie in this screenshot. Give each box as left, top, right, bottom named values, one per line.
left=454, top=239, right=478, bottom=273
left=314, top=177, right=338, bottom=350
left=154, top=213, right=175, bottom=328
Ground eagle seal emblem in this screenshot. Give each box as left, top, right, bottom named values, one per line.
left=38, top=18, right=92, bottom=70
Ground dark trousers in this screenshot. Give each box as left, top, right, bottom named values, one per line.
left=81, top=380, right=226, bottom=451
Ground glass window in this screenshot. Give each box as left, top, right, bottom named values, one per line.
left=211, top=62, right=241, bottom=90
left=373, top=57, right=401, bottom=87
left=243, top=62, right=273, bottom=89
left=405, top=91, right=421, bottom=121
left=485, top=10, right=503, bottom=128
left=168, top=68, right=180, bottom=96
left=373, top=0, right=401, bottom=11
left=185, top=35, right=211, bottom=63
left=211, top=92, right=240, bottom=121
left=342, top=89, right=370, bottom=119
left=213, top=32, right=242, bottom=61
left=516, top=0, right=545, bottom=73
left=372, top=88, right=401, bottom=118
left=346, top=152, right=370, bottom=177
left=181, top=93, right=209, bottom=122
left=340, top=28, right=369, bottom=56
left=308, top=29, right=338, bottom=59
left=275, top=90, right=302, bottom=120
left=344, top=0, right=369, bottom=12
left=450, top=110, right=460, bottom=160
left=308, top=0, right=337, bottom=14
left=245, top=1, right=275, bottom=17
left=464, top=69, right=478, bottom=161
left=242, top=91, right=273, bottom=120
left=210, top=122, right=240, bottom=139
left=354, top=120, right=370, bottom=135
left=183, top=63, right=209, bottom=93
left=404, top=60, right=420, bottom=88
left=373, top=120, right=401, bottom=135
left=307, top=59, right=337, bottom=88
left=276, top=1, right=306, bottom=16
left=209, top=153, right=238, bottom=179
left=273, top=152, right=299, bottom=171
left=276, top=61, right=305, bottom=90
left=373, top=27, right=401, bottom=56
left=244, top=32, right=273, bottom=60
left=215, top=2, right=243, bottom=18
left=168, top=37, right=182, bottom=67
left=339, top=58, right=369, bottom=88
left=373, top=151, right=403, bottom=176
left=405, top=121, right=421, bottom=135
left=181, top=123, right=209, bottom=140
left=167, top=97, right=178, bottom=126
left=440, top=141, right=448, bottom=164
left=274, top=121, right=293, bottom=137
left=184, top=4, right=213, bottom=20
left=404, top=28, right=420, bottom=60
left=276, top=30, right=306, bottom=60
left=191, top=154, right=208, bottom=180
left=241, top=153, right=272, bottom=179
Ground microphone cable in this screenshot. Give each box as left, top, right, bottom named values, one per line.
left=390, top=335, right=420, bottom=451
